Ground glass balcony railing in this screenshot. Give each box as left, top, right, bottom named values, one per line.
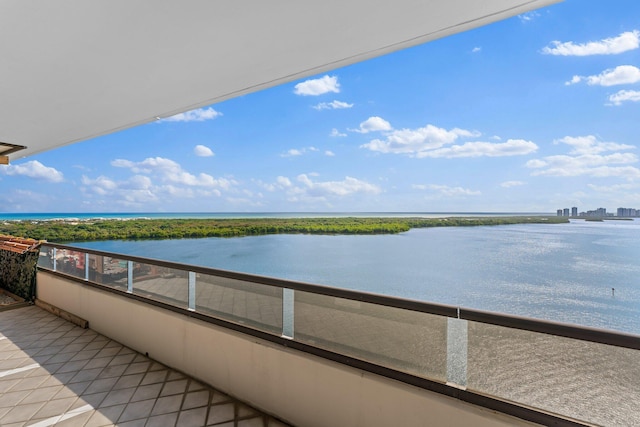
left=37, top=243, right=640, bottom=427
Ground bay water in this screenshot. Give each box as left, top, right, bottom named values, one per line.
left=72, top=219, right=640, bottom=334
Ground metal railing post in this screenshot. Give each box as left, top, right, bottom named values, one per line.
left=282, top=288, right=294, bottom=339
left=188, top=271, right=196, bottom=311
left=84, top=253, right=90, bottom=281
left=127, top=261, right=133, bottom=293
left=52, top=248, right=57, bottom=271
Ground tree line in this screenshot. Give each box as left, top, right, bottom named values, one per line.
left=0, top=216, right=568, bottom=243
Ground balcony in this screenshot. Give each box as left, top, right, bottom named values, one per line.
left=2, top=242, right=639, bottom=426
left=0, top=305, right=288, bottom=426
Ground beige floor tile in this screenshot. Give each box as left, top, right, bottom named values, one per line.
left=130, top=383, right=163, bottom=402
left=54, top=409, right=95, bottom=427
left=159, top=379, right=188, bottom=396
left=150, top=394, right=183, bottom=416
left=84, top=409, right=117, bottom=427
left=176, top=406, right=208, bottom=427
left=238, top=417, right=266, bottom=427
left=0, top=401, right=46, bottom=424
left=99, top=387, right=136, bottom=408
left=145, top=412, right=179, bottom=427
left=118, top=398, right=156, bottom=423
left=206, top=403, right=235, bottom=425
left=182, top=390, right=210, bottom=410
left=0, top=390, right=30, bottom=409
left=32, top=396, right=78, bottom=419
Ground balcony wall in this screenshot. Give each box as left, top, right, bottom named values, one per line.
left=36, top=270, right=537, bottom=427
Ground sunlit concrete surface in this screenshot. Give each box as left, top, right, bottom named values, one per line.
left=0, top=306, right=290, bottom=427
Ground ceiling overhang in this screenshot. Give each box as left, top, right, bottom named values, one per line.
left=0, top=0, right=560, bottom=161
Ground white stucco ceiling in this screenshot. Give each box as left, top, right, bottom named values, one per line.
left=0, top=0, right=559, bottom=161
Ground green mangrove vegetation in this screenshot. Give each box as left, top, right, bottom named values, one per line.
left=0, top=216, right=569, bottom=243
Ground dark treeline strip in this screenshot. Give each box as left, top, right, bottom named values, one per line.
left=0, top=216, right=568, bottom=243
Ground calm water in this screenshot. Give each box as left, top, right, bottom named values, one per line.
left=72, top=219, right=640, bottom=334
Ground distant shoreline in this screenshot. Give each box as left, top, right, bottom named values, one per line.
left=0, top=216, right=567, bottom=243
left=0, top=212, right=553, bottom=222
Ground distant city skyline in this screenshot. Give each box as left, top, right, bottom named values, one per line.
left=2, top=0, right=640, bottom=213
left=556, top=205, right=640, bottom=216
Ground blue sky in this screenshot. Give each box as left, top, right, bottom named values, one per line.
left=2, top=0, right=640, bottom=213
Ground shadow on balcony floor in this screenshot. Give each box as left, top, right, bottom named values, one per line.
left=0, top=306, right=291, bottom=427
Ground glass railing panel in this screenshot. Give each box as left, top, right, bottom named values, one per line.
left=132, top=263, right=188, bottom=307
left=467, top=321, right=640, bottom=426
left=51, top=248, right=87, bottom=280
left=195, top=274, right=282, bottom=335
left=294, top=291, right=448, bottom=381
left=90, top=255, right=129, bottom=290
left=37, top=245, right=54, bottom=269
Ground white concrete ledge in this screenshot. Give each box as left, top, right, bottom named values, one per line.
left=37, top=271, right=538, bottom=427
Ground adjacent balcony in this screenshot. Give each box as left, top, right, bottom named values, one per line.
left=2, top=242, right=639, bottom=426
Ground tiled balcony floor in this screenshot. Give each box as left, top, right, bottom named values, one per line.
left=0, top=305, right=291, bottom=427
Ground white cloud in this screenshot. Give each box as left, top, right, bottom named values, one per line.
left=261, top=174, right=381, bottom=204
left=110, top=159, right=134, bottom=169
left=526, top=159, right=547, bottom=168
left=254, top=175, right=294, bottom=192
left=276, top=176, right=292, bottom=187
left=566, top=75, right=582, bottom=86
left=225, top=197, right=264, bottom=207
left=160, top=107, right=222, bottom=122
left=81, top=175, right=118, bottom=195
left=415, top=139, right=537, bottom=158
left=588, top=183, right=637, bottom=193
left=128, top=175, right=153, bottom=190
left=414, top=184, right=481, bottom=197
left=325, top=150, right=335, bottom=157
left=194, top=145, right=215, bottom=157
left=519, top=11, right=540, bottom=23
left=608, top=89, right=640, bottom=106
left=557, top=135, right=634, bottom=155
left=0, top=189, right=56, bottom=211
left=296, top=174, right=381, bottom=198
left=543, top=30, right=640, bottom=56
left=112, top=156, right=234, bottom=189
left=526, top=135, right=640, bottom=178
left=330, top=128, right=347, bottom=137
left=282, top=149, right=303, bottom=157
left=313, top=100, right=354, bottom=110
left=0, top=160, right=64, bottom=182
left=294, top=75, right=340, bottom=96
left=472, top=47, right=482, bottom=53
left=81, top=174, right=158, bottom=204
left=567, top=65, right=640, bottom=86
left=82, top=157, right=239, bottom=208
left=352, top=116, right=393, bottom=134
left=532, top=163, right=640, bottom=178
left=360, top=123, right=532, bottom=158
left=280, top=147, right=318, bottom=157
left=501, top=181, right=525, bottom=188
left=364, top=125, right=476, bottom=153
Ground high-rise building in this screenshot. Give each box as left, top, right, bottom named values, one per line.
left=571, top=207, right=578, bottom=217
left=563, top=208, right=570, bottom=216
left=557, top=209, right=563, bottom=216
left=617, top=207, right=638, bottom=217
